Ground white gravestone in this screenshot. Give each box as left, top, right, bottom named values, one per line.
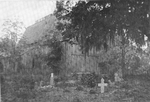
left=98, top=78, right=108, bottom=93
left=108, top=80, right=115, bottom=86
left=114, top=73, right=121, bottom=82
left=40, top=81, right=43, bottom=87
left=50, top=73, right=54, bottom=86
left=35, top=82, right=38, bottom=89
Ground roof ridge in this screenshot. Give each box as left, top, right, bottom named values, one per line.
left=26, top=14, right=54, bottom=28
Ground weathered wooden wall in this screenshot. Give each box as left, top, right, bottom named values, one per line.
left=62, top=42, right=102, bottom=74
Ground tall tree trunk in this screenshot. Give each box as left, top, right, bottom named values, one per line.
left=1, top=60, right=5, bottom=72
left=121, top=43, right=125, bottom=77
left=121, top=32, right=126, bottom=78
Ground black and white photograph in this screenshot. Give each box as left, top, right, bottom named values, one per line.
left=0, top=0, right=150, bottom=102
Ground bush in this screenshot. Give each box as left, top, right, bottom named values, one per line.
left=80, top=72, right=98, bottom=88
left=80, top=72, right=113, bottom=88
left=2, top=73, right=37, bottom=102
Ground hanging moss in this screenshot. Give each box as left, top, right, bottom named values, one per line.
left=44, top=37, right=64, bottom=75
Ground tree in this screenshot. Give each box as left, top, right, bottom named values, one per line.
left=55, top=0, right=150, bottom=77
left=0, top=19, right=25, bottom=72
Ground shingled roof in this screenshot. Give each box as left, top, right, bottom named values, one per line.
left=20, top=14, right=56, bottom=44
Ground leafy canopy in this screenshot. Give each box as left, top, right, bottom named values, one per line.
left=55, top=0, right=150, bottom=53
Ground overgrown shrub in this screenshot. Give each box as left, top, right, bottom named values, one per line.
left=80, top=72, right=98, bottom=88
left=80, top=72, right=113, bottom=88
left=2, top=72, right=37, bottom=102
left=44, top=36, right=64, bottom=75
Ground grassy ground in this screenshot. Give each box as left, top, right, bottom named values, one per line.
left=30, top=75, right=150, bottom=102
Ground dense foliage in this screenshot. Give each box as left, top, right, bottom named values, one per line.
left=80, top=72, right=98, bottom=87
left=43, top=35, right=64, bottom=75
left=2, top=72, right=36, bottom=102
left=1, top=1, right=150, bottom=101
left=55, top=0, right=150, bottom=52
left=55, top=0, right=150, bottom=76
left=0, top=19, right=64, bottom=102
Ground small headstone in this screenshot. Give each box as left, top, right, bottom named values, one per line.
left=40, top=81, right=43, bottom=87
left=35, top=82, right=38, bottom=89
left=108, top=80, right=115, bottom=87
left=50, top=73, right=54, bottom=86
left=98, top=78, right=108, bottom=93
left=114, top=73, right=121, bottom=82
left=77, top=72, right=83, bottom=81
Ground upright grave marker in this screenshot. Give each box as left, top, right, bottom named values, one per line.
left=40, top=81, right=43, bottom=88
left=114, top=72, right=122, bottom=82
left=50, top=73, right=54, bottom=87
left=98, top=78, right=108, bottom=93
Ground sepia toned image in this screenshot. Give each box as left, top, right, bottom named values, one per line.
left=0, top=0, right=150, bottom=102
